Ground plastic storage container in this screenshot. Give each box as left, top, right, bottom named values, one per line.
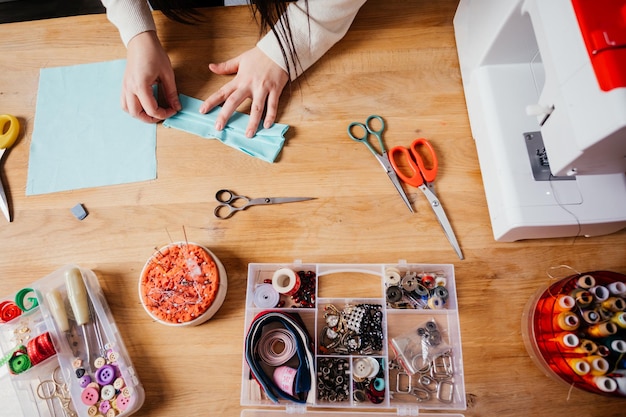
left=241, top=261, right=466, bottom=416
left=0, top=265, right=145, bottom=417
left=522, top=270, right=626, bottom=397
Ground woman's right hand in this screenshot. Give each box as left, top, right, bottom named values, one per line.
left=122, top=31, right=181, bottom=123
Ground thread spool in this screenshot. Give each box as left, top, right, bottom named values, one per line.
left=570, top=289, right=594, bottom=309
left=587, top=321, right=618, bottom=338
left=271, top=268, right=300, bottom=296
left=592, top=376, right=617, bottom=393
left=581, top=309, right=601, bottom=324
left=611, top=312, right=626, bottom=329
left=577, top=274, right=596, bottom=289
left=554, top=295, right=576, bottom=311
left=608, top=281, right=626, bottom=296
left=589, top=286, right=610, bottom=302
left=587, top=356, right=610, bottom=376
left=551, top=333, right=580, bottom=350
left=602, top=297, right=626, bottom=312
left=555, top=311, right=580, bottom=331
left=567, top=358, right=591, bottom=376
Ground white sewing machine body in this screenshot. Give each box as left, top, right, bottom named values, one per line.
left=454, top=0, right=626, bottom=241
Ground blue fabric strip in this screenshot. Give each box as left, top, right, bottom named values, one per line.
left=163, top=94, right=288, bottom=163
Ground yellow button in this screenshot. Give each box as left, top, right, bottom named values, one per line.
left=94, top=357, right=107, bottom=369
left=113, top=377, right=125, bottom=390
left=87, top=405, right=98, bottom=416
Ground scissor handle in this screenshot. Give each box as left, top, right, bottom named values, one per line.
left=390, top=138, right=438, bottom=187
left=347, top=115, right=386, bottom=152
left=214, top=189, right=250, bottom=219
left=0, top=114, right=19, bottom=149
left=389, top=146, right=425, bottom=187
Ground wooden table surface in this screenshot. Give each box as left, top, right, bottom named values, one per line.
left=1, top=1, right=625, bottom=416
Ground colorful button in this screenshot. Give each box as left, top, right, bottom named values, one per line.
left=116, top=394, right=131, bottom=411
left=94, top=357, right=107, bottom=369
left=78, top=375, right=92, bottom=388
left=87, top=405, right=98, bottom=416
left=99, top=400, right=111, bottom=414
left=100, top=385, right=116, bottom=401
left=95, top=365, right=116, bottom=385
left=81, top=387, right=99, bottom=406
left=113, top=377, right=125, bottom=390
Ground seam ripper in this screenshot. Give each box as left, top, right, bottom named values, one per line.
left=46, top=289, right=78, bottom=357
left=65, top=267, right=95, bottom=370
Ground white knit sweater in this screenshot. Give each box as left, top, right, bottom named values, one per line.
left=101, top=0, right=366, bottom=80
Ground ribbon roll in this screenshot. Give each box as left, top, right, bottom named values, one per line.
left=272, top=268, right=300, bottom=296
left=257, top=328, right=297, bottom=367
left=0, top=301, right=22, bottom=323
left=253, top=284, right=280, bottom=309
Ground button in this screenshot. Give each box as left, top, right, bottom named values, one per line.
left=99, top=400, right=111, bottom=414
left=95, top=365, right=116, bottom=385
left=81, top=387, right=99, bottom=406
left=107, top=351, right=119, bottom=363
left=100, top=385, right=116, bottom=401
left=116, top=395, right=131, bottom=412
left=94, top=357, right=107, bottom=369
left=106, top=409, right=118, bottom=417
left=113, top=377, right=125, bottom=390
left=87, top=405, right=98, bottom=416
left=73, top=358, right=83, bottom=369
left=353, top=357, right=379, bottom=379
left=78, top=375, right=92, bottom=388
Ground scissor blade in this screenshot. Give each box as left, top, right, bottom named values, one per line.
left=267, top=197, right=317, bottom=204
left=419, top=185, right=463, bottom=260
left=387, top=170, right=413, bottom=213
left=0, top=181, right=10, bottom=222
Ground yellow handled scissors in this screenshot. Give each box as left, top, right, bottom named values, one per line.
left=0, top=114, right=20, bottom=222
left=214, top=189, right=316, bottom=219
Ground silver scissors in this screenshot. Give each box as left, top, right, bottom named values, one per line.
left=347, top=115, right=413, bottom=213
left=214, top=189, right=316, bottom=219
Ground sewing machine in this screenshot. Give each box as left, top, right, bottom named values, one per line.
left=453, top=0, right=626, bottom=241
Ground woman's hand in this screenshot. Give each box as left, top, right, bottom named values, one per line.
left=122, top=31, right=181, bottom=123
left=200, top=47, right=289, bottom=138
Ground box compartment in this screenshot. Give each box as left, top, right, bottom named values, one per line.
left=241, top=261, right=465, bottom=415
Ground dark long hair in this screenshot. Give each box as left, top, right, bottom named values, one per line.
left=149, top=0, right=307, bottom=80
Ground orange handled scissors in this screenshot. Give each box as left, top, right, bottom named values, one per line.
left=389, top=138, right=463, bottom=260
left=0, top=114, right=20, bottom=222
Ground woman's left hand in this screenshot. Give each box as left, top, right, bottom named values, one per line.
left=200, top=47, right=289, bottom=138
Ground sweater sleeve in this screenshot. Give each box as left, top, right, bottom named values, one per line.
left=256, top=0, right=367, bottom=81
left=100, top=0, right=156, bottom=46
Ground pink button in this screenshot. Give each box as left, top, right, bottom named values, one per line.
left=81, top=387, right=99, bottom=406
left=99, top=400, right=111, bottom=414
left=116, top=395, right=131, bottom=411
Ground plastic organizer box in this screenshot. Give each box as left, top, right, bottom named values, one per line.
left=241, top=261, right=466, bottom=416
left=0, top=265, right=145, bottom=417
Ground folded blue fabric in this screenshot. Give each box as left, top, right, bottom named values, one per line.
left=163, top=94, right=288, bottom=163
